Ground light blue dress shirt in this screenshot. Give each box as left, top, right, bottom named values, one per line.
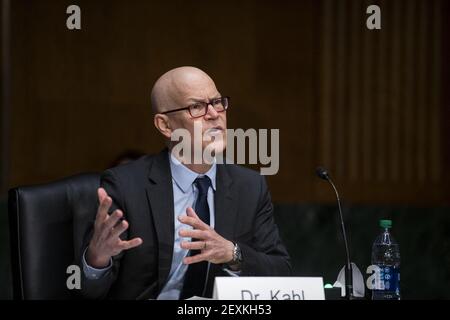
left=83, top=154, right=229, bottom=299
left=156, top=154, right=216, bottom=299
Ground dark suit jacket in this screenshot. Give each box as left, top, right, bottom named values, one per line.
left=79, top=150, right=291, bottom=299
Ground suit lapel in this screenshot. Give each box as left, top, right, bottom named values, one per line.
left=146, top=150, right=174, bottom=291
left=214, top=164, right=238, bottom=246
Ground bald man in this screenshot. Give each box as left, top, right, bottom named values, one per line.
left=79, top=67, right=291, bottom=300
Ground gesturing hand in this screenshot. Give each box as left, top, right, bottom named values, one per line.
left=86, top=188, right=143, bottom=268
left=178, top=207, right=234, bottom=265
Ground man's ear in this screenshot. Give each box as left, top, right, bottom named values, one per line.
left=154, top=114, right=172, bottom=139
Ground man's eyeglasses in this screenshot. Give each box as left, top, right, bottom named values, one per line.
left=160, top=96, right=230, bottom=118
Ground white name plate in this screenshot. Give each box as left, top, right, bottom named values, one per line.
left=213, top=277, right=325, bottom=300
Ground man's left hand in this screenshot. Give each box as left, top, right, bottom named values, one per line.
left=178, top=207, right=234, bottom=265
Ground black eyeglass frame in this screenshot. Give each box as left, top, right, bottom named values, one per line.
left=159, top=96, right=230, bottom=118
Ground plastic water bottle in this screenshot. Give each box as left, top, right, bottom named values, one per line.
left=371, top=219, right=401, bottom=300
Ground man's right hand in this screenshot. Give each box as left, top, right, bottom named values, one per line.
left=86, top=188, right=143, bottom=268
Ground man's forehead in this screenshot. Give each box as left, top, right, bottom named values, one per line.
left=172, top=75, right=215, bottom=90
left=172, top=81, right=220, bottom=102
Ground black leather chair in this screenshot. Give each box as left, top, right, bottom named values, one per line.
left=8, top=173, right=99, bottom=299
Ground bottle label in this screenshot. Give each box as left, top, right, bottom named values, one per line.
left=373, top=265, right=400, bottom=292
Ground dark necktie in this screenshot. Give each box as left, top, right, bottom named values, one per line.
left=180, top=176, right=211, bottom=299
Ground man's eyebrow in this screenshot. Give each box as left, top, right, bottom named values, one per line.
left=188, top=95, right=222, bottom=103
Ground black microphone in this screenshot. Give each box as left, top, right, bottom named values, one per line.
left=315, top=166, right=353, bottom=300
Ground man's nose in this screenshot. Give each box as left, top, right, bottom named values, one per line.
left=204, top=104, right=219, bottom=119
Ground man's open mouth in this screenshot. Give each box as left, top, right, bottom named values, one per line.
left=204, top=126, right=224, bottom=136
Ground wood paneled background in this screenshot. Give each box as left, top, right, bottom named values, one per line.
left=315, top=0, right=449, bottom=203
left=1, top=0, right=449, bottom=205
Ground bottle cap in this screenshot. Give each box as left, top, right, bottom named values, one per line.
left=380, top=219, right=392, bottom=228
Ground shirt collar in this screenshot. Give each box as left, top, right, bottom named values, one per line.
left=169, top=153, right=217, bottom=193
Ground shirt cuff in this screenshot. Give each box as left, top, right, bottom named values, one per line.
left=82, top=247, right=112, bottom=280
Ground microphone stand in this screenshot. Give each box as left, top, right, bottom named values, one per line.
left=316, top=167, right=353, bottom=300
left=327, top=177, right=353, bottom=300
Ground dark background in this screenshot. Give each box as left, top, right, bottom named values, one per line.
left=1, top=0, right=449, bottom=299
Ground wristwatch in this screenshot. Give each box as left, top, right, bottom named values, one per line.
left=229, top=242, right=243, bottom=266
